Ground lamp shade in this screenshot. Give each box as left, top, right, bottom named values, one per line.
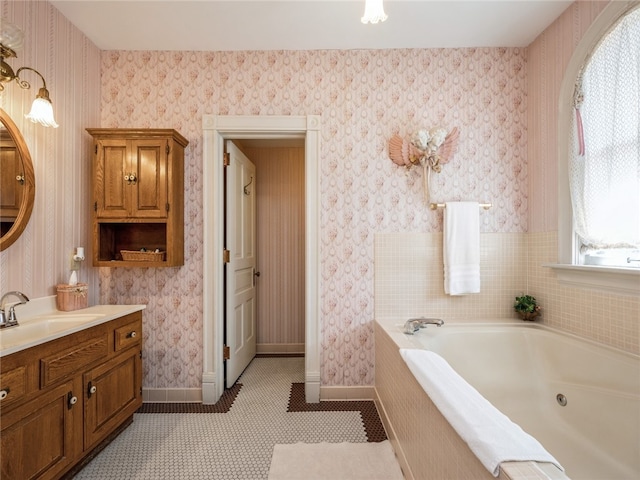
left=25, top=87, right=59, bottom=128
left=361, top=0, right=388, bottom=24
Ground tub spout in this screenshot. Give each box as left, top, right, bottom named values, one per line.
left=404, top=317, right=444, bottom=334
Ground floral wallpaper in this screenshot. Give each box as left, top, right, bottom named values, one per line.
left=99, top=47, right=527, bottom=389
left=4, top=0, right=631, bottom=393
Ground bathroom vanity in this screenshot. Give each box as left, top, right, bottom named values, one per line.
left=0, top=304, right=144, bottom=479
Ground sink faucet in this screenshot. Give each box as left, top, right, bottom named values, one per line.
left=0, top=291, right=30, bottom=329
left=403, top=317, right=444, bottom=335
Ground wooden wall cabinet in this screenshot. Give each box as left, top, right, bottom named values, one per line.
left=87, top=129, right=188, bottom=267
left=0, top=312, right=142, bottom=480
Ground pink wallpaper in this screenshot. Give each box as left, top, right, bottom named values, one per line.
left=99, top=47, right=528, bottom=388
left=527, top=1, right=608, bottom=233
left=0, top=1, right=101, bottom=302
left=5, top=0, right=628, bottom=393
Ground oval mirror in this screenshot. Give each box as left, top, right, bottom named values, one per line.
left=0, top=108, right=35, bottom=251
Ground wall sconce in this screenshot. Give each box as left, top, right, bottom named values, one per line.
left=361, top=0, right=388, bottom=24
left=0, top=19, right=59, bottom=128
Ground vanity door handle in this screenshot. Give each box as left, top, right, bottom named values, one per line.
left=68, top=392, right=78, bottom=409
left=0, top=388, right=10, bottom=401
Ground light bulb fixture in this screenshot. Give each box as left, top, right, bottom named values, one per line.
left=361, top=0, right=388, bottom=24
left=0, top=19, right=59, bottom=128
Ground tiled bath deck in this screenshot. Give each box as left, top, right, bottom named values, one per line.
left=72, top=357, right=387, bottom=479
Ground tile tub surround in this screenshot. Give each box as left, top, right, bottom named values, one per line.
left=374, top=321, right=495, bottom=480
left=374, top=232, right=529, bottom=323
left=374, top=232, right=640, bottom=356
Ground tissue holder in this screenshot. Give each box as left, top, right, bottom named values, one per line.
left=56, top=283, right=88, bottom=311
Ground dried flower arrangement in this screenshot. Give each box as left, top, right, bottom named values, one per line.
left=388, top=127, right=459, bottom=203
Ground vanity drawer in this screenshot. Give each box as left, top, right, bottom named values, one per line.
left=114, top=320, right=142, bottom=352
left=0, top=366, right=27, bottom=407
left=40, top=335, right=109, bottom=388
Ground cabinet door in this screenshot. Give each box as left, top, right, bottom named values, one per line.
left=83, top=347, right=142, bottom=450
left=130, top=139, right=168, bottom=218
left=1, top=381, right=80, bottom=480
left=95, top=138, right=130, bottom=218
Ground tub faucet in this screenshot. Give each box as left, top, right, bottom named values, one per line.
left=0, top=291, right=30, bottom=329
left=403, top=317, right=444, bottom=335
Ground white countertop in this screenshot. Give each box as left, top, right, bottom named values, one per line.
left=0, top=296, right=146, bottom=357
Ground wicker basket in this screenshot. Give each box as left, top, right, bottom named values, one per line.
left=56, top=283, right=88, bottom=311
left=120, top=250, right=165, bottom=262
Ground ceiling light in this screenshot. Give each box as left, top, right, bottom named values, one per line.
left=0, top=19, right=59, bottom=128
left=361, top=0, right=388, bottom=25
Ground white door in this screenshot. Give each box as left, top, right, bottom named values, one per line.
left=225, top=141, right=257, bottom=388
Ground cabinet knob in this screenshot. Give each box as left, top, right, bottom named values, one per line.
left=0, top=388, right=9, bottom=400
left=88, top=381, right=97, bottom=398
left=68, top=392, right=78, bottom=409
left=127, top=331, right=137, bottom=339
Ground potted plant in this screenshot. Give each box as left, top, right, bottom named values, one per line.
left=514, top=294, right=541, bottom=321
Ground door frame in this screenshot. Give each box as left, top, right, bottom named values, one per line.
left=202, top=115, right=321, bottom=404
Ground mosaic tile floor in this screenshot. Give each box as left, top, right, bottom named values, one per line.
left=73, top=357, right=384, bottom=480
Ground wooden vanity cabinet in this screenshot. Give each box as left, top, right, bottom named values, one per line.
left=0, top=380, right=80, bottom=480
left=0, top=312, right=142, bottom=480
left=87, top=129, right=188, bottom=267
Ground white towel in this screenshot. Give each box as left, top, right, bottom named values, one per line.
left=443, top=201, right=480, bottom=295
left=400, top=348, right=564, bottom=477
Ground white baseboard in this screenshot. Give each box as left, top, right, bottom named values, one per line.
left=143, top=388, right=202, bottom=403
left=320, top=386, right=376, bottom=401
left=257, top=343, right=305, bottom=355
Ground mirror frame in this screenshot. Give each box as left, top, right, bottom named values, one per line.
left=0, top=107, right=36, bottom=251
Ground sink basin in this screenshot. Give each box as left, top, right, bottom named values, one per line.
left=0, top=313, right=106, bottom=349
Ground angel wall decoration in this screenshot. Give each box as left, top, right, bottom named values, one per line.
left=388, top=127, right=459, bottom=203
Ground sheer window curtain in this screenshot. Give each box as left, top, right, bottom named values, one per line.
left=570, top=7, right=640, bottom=253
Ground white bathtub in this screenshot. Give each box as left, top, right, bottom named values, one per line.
left=401, top=321, right=640, bottom=480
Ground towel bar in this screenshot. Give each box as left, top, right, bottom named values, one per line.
left=429, top=202, right=492, bottom=210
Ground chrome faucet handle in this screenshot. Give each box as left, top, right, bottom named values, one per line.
left=403, top=319, right=422, bottom=335
left=0, top=291, right=30, bottom=328
left=7, top=306, right=18, bottom=323
left=403, top=317, right=444, bottom=334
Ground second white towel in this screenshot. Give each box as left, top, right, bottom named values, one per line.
left=443, top=201, right=480, bottom=295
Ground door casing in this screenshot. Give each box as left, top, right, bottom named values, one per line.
left=202, top=115, right=321, bottom=404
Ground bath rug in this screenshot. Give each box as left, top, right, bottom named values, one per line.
left=268, top=441, right=404, bottom=480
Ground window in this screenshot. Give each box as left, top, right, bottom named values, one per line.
left=570, top=7, right=640, bottom=269
left=552, top=3, right=640, bottom=295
